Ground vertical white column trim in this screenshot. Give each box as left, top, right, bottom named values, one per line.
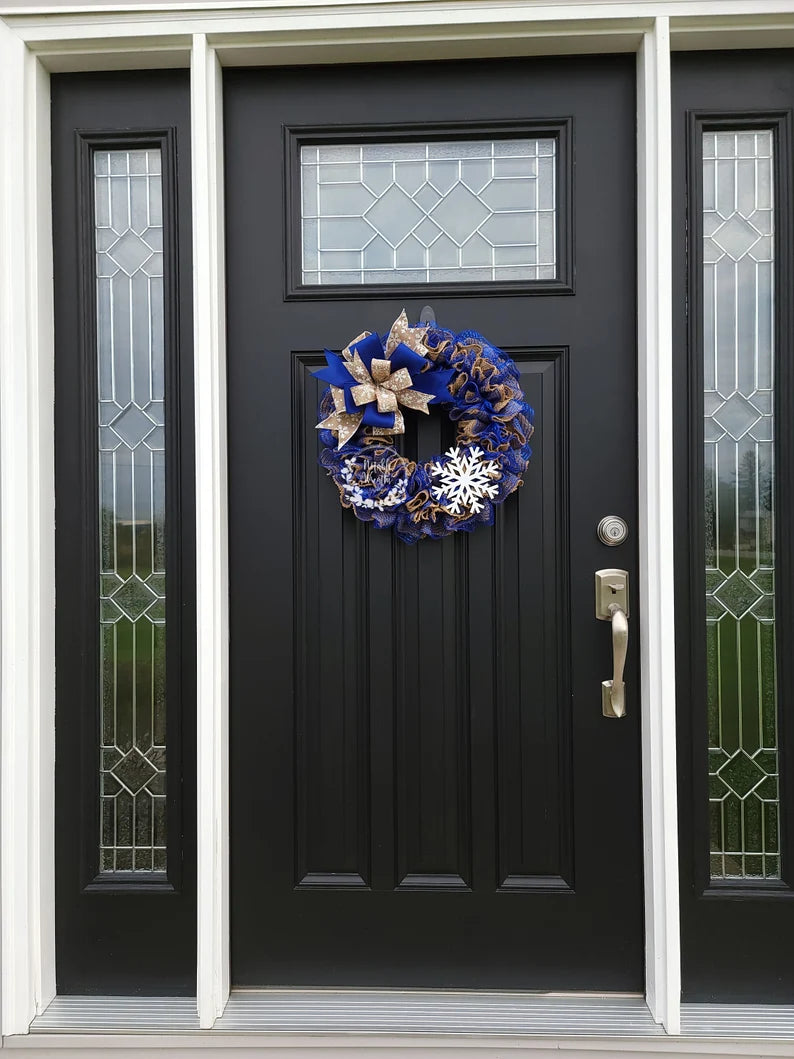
left=637, top=16, right=681, bottom=1036
left=27, top=45, right=57, bottom=1026
left=192, top=32, right=230, bottom=1030
left=0, top=26, right=56, bottom=1037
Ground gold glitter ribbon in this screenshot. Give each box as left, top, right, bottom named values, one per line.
left=317, top=311, right=435, bottom=448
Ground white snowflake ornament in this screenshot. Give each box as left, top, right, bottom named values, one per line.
left=430, top=445, right=501, bottom=516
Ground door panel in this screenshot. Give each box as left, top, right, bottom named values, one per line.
left=673, top=50, right=794, bottom=1002
left=225, top=56, right=641, bottom=990
left=290, top=348, right=567, bottom=893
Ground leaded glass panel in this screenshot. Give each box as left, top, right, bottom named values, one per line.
left=702, top=129, right=779, bottom=879
left=94, top=148, right=167, bottom=873
left=300, top=139, right=556, bottom=285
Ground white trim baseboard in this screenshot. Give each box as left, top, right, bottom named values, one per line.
left=9, top=1039, right=794, bottom=1059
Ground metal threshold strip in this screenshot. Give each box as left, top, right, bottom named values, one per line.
left=28, top=992, right=794, bottom=1040
left=32, top=991, right=662, bottom=1036
left=680, top=1004, right=794, bottom=1038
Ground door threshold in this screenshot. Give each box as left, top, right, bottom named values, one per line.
left=29, top=995, right=201, bottom=1033
left=19, top=994, right=794, bottom=1057
left=215, top=989, right=661, bottom=1036
left=30, top=990, right=661, bottom=1037
left=680, top=1003, right=794, bottom=1038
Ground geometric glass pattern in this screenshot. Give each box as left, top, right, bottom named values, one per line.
left=703, top=130, right=779, bottom=879
left=94, top=149, right=166, bottom=872
left=300, top=139, right=556, bottom=284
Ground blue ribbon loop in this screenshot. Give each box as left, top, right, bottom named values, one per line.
left=312, top=330, right=454, bottom=438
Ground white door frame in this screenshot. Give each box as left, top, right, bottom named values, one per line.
left=1, top=0, right=791, bottom=1038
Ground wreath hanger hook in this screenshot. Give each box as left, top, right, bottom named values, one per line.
left=418, top=304, right=436, bottom=327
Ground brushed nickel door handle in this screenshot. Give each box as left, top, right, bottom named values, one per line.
left=602, top=603, right=628, bottom=718
left=595, top=569, right=629, bottom=719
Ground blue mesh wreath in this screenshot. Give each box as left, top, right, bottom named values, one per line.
left=313, top=311, right=534, bottom=544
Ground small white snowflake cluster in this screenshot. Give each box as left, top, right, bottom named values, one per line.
left=340, top=458, right=407, bottom=511
left=431, top=445, right=501, bottom=516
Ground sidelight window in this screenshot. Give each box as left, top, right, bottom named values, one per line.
left=94, top=148, right=168, bottom=873
left=701, top=129, right=780, bottom=880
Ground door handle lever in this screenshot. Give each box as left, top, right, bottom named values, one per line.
left=595, top=569, right=629, bottom=719
left=602, top=603, right=628, bottom=718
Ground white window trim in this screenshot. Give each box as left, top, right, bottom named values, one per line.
left=637, top=16, right=679, bottom=1035
left=191, top=30, right=230, bottom=1030
left=0, top=15, right=56, bottom=1038
left=0, top=0, right=792, bottom=1046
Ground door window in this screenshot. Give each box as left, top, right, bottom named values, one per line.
left=300, top=137, right=557, bottom=285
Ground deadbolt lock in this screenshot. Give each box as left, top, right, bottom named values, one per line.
left=597, top=515, right=629, bottom=547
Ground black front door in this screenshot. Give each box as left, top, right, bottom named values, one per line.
left=225, top=55, right=641, bottom=990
